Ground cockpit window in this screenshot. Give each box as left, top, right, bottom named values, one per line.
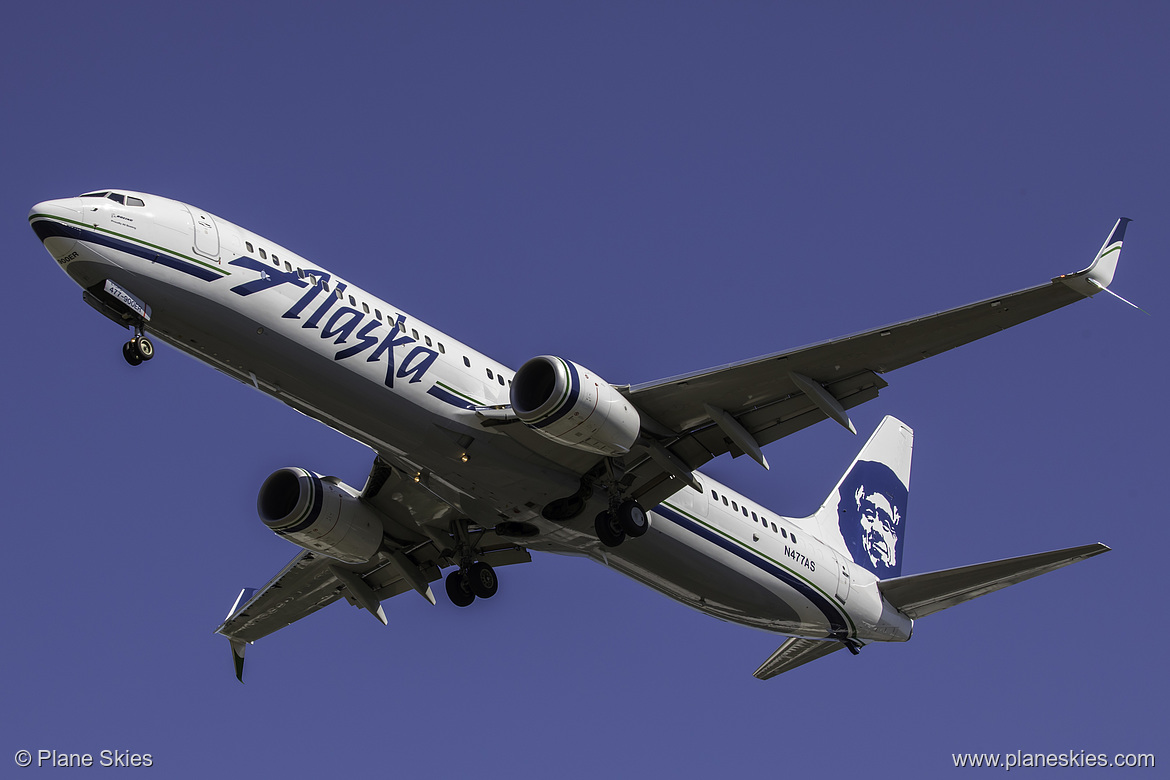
left=80, top=191, right=144, bottom=206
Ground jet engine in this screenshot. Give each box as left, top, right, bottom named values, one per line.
left=257, top=467, right=384, bottom=563
left=510, top=355, right=641, bottom=457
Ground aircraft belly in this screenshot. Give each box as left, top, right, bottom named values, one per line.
left=589, top=513, right=835, bottom=635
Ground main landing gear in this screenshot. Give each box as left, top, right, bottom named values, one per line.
left=122, top=334, right=154, bottom=366
left=444, top=519, right=500, bottom=607
left=592, top=459, right=648, bottom=549
left=445, top=561, right=498, bottom=607
left=594, top=499, right=648, bottom=548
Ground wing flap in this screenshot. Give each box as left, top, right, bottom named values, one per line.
left=878, top=542, right=1110, bottom=620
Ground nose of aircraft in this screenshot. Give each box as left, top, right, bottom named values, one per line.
left=29, top=196, right=84, bottom=256
left=30, top=196, right=82, bottom=223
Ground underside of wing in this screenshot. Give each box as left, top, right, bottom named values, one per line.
left=214, top=549, right=441, bottom=647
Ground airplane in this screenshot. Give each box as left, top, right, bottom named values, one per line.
left=29, top=190, right=1129, bottom=681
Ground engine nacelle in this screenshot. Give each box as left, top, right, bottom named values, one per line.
left=257, top=467, right=383, bottom=564
left=510, top=356, right=641, bottom=457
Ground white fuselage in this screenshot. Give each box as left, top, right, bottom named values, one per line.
left=31, top=190, right=912, bottom=645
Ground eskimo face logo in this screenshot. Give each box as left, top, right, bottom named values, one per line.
left=837, top=460, right=908, bottom=578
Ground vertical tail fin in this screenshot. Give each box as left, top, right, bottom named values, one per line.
left=810, top=416, right=913, bottom=579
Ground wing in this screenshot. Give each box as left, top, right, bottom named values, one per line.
left=620, top=220, right=1130, bottom=508
left=215, top=458, right=532, bottom=681
left=213, top=541, right=451, bottom=682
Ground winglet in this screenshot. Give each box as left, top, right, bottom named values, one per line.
left=1057, top=218, right=1131, bottom=295
left=230, top=639, right=247, bottom=683
left=225, top=586, right=257, bottom=621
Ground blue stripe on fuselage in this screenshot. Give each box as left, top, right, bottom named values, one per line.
left=654, top=504, right=851, bottom=639
left=427, top=385, right=477, bottom=410
left=33, top=217, right=224, bottom=282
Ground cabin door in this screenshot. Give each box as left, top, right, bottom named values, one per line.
left=184, top=205, right=220, bottom=259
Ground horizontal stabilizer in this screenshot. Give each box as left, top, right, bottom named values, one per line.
left=878, top=543, right=1109, bottom=620
left=753, top=636, right=848, bottom=680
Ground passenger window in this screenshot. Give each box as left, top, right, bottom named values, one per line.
left=335, top=288, right=343, bottom=300
left=771, top=523, right=778, bottom=533
left=790, top=532, right=797, bottom=543
left=271, top=256, right=280, bottom=267
left=781, top=528, right=788, bottom=539
left=463, top=356, right=471, bottom=368
left=711, top=490, right=718, bottom=500
left=751, top=511, right=758, bottom=522
left=425, top=336, right=432, bottom=347
left=246, top=241, right=254, bottom=253
left=362, top=303, right=370, bottom=314
left=486, top=368, right=494, bottom=380
left=722, top=496, right=729, bottom=506
left=732, top=501, right=738, bottom=511
left=498, top=374, right=506, bottom=386
left=284, top=261, right=293, bottom=272
left=348, top=295, right=357, bottom=306
left=259, top=248, right=267, bottom=260
left=742, top=506, right=749, bottom=517
left=411, top=329, right=419, bottom=340
left=296, top=268, right=305, bottom=279
left=438, top=343, right=446, bottom=354
left=375, top=309, right=382, bottom=320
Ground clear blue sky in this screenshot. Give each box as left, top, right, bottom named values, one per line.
left=3, top=2, right=1166, bottom=777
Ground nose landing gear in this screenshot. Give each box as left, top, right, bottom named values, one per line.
left=122, top=332, right=154, bottom=366
left=81, top=280, right=156, bottom=367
